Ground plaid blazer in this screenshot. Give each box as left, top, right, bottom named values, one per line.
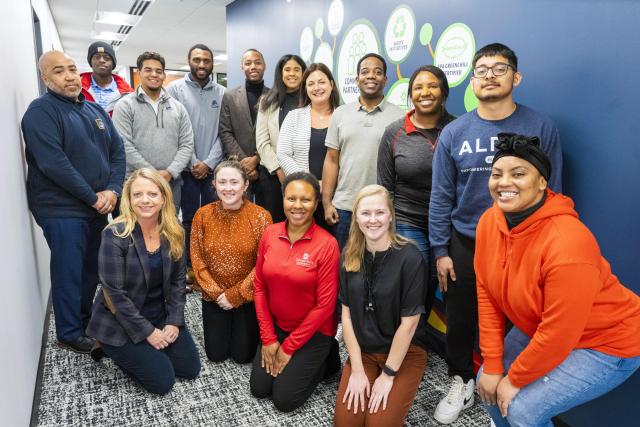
left=86, top=223, right=186, bottom=346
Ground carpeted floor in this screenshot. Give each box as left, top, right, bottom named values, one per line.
left=36, top=293, right=490, bottom=426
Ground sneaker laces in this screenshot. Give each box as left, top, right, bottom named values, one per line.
left=445, top=379, right=465, bottom=403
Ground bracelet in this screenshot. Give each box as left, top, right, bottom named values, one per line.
left=383, top=364, right=397, bottom=377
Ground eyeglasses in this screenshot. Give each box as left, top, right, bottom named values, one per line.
left=473, top=63, right=513, bottom=78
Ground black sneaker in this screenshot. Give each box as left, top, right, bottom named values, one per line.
left=57, top=336, right=95, bottom=354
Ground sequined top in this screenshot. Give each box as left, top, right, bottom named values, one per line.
left=190, top=200, right=272, bottom=306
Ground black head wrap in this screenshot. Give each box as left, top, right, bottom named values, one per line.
left=492, top=133, right=552, bottom=181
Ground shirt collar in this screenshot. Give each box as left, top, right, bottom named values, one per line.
left=276, top=221, right=317, bottom=241
left=48, top=89, right=85, bottom=105
left=90, top=75, right=117, bottom=92
left=186, top=72, right=213, bottom=89
left=136, top=85, right=167, bottom=102
left=357, top=97, right=385, bottom=113
left=404, top=109, right=449, bottom=134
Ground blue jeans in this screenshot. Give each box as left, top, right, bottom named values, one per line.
left=37, top=215, right=106, bottom=342
left=395, top=223, right=437, bottom=318
left=478, top=327, right=640, bottom=427
left=102, top=326, right=201, bottom=395
left=181, top=171, right=215, bottom=266
left=334, top=209, right=352, bottom=251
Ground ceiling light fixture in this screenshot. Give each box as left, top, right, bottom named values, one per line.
left=95, top=11, right=142, bottom=27
left=214, top=54, right=227, bottom=61
left=91, top=31, right=127, bottom=42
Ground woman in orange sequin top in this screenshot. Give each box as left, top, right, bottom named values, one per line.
left=190, top=157, right=272, bottom=363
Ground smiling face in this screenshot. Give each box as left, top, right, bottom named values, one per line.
left=189, top=48, right=213, bottom=83
left=139, top=59, right=165, bottom=93
left=283, top=180, right=317, bottom=228
left=130, top=177, right=164, bottom=222
left=241, top=50, right=265, bottom=83
left=356, top=56, right=387, bottom=100
left=355, top=193, right=392, bottom=247
left=471, top=55, right=521, bottom=103
left=282, top=58, right=303, bottom=92
left=410, top=71, right=444, bottom=116
left=39, top=51, right=82, bottom=99
left=90, top=52, right=114, bottom=78
left=214, top=166, right=248, bottom=210
left=489, top=156, right=547, bottom=213
left=305, top=69, right=334, bottom=106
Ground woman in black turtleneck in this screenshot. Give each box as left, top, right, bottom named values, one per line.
left=255, top=54, right=307, bottom=222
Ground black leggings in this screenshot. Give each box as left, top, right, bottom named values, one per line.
left=444, top=229, right=478, bottom=382
left=250, top=324, right=340, bottom=412
left=254, top=166, right=285, bottom=223
left=202, top=300, right=260, bottom=364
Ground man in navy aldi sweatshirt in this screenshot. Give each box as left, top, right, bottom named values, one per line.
left=21, top=51, right=125, bottom=354
left=429, top=43, right=563, bottom=425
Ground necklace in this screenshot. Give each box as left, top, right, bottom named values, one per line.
left=312, top=106, right=331, bottom=121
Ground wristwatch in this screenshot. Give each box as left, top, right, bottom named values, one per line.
left=109, top=189, right=120, bottom=198
left=383, top=364, right=397, bottom=377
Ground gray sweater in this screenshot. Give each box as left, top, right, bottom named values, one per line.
left=112, top=87, right=194, bottom=179
left=166, top=74, right=225, bottom=169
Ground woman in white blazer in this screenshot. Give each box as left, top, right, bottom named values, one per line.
left=277, top=63, right=340, bottom=231
left=255, top=54, right=306, bottom=222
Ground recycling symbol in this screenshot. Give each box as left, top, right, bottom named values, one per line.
left=393, top=15, right=406, bottom=38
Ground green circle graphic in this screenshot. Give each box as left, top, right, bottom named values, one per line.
left=385, top=78, right=410, bottom=111
left=419, top=23, right=433, bottom=46
left=384, top=4, right=416, bottom=64
left=433, top=22, right=475, bottom=88
left=464, top=82, right=479, bottom=112
left=336, top=18, right=382, bottom=104
left=315, top=18, right=324, bottom=40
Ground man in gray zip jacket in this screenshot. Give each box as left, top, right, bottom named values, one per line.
left=112, top=51, right=193, bottom=208
left=166, top=44, right=224, bottom=272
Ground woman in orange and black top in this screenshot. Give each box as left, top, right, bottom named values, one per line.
left=475, top=134, right=640, bottom=426
left=250, top=171, right=341, bottom=412
left=190, top=158, right=272, bottom=363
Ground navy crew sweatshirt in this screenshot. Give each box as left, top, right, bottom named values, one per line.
left=428, top=104, right=563, bottom=258
left=21, top=91, right=125, bottom=218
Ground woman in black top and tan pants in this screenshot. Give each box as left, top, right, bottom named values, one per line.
left=334, top=184, right=428, bottom=427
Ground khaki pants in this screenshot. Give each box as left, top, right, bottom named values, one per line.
left=334, top=345, right=427, bottom=427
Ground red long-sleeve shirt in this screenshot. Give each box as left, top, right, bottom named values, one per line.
left=254, top=222, right=339, bottom=355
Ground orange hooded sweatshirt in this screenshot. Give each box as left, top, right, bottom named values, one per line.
left=475, top=190, right=640, bottom=388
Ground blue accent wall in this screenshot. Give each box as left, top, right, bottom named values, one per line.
left=227, top=1, right=640, bottom=424
left=227, top=0, right=640, bottom=294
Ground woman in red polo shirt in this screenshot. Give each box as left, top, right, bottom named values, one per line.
left=250, top=171, right=341, bottom=412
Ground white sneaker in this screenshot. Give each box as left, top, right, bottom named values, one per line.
left=433, top=375, right=475, bottom=424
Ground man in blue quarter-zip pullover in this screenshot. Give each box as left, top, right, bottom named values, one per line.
left=166, top=44, right=225, bottom=279
left=430, top=43, right=563, bottom=425
left=22, top=51, right=125, bottom=354
left=112, top=51, right=194, bottom=209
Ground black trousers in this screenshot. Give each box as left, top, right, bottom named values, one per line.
left=202, top=300, right=260, bottom=364
left=250, top=324, right=340, bottom=413
left=444, top=228, right=478, bottom=382
left=254, top=166, right=285, bottom=223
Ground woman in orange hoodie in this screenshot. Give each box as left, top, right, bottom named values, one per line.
left=474, top=133, right=640, bottom=427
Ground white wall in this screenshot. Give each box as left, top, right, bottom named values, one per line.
left=32, top=0, right=62, bottom=51
left=0, top=0, right=57, bottom=425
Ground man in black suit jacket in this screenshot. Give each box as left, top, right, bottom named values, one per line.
left=219, top=49, right=269, bottom=201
